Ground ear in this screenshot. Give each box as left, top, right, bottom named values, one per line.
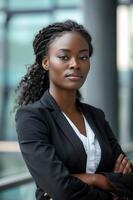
left=42, top=56, right=49, bottom=71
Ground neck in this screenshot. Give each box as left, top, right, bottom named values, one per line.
left=49, top=88, right=79, bottom=114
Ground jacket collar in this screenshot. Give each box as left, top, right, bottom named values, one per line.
left=40, top=90, right=60, bottom=112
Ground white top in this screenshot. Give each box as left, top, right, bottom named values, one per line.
left=62, top=112, right=101, bottom=173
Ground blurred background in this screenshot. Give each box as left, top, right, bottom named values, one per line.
left=0, top=0, right=133, bottom=199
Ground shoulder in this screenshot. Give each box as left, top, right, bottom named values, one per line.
left=80, top=102, right=105, bottom=118
left=15, top=101, right=46, bottom=119
left=15, top=101, right=51, bottom=140
left=15, top=100, right=49, bottom=124
left=79, top=102, right=106, bottom=126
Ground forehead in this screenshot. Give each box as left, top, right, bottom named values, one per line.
left=48, top=31, right=89, bottom=52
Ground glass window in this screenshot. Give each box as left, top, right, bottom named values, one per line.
left=3, top=14, right=51, bottom=141
left=57, top=0, right=82, bottom=6
left=53, top=9, right=83, bottom=22
left=0, top=0, right=5, bottom=9
left=0, top=151, right=27, bottom=178
left=8, top=14, right=52, bottom=87
left=117, top=5, right=133, bottom=153
left=0, top=182, right=36, bottom=200
left=0, top=11, right=6, bottom=135
left=8, top=0, right=53, bottom=10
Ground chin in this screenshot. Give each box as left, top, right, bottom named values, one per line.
left=55, top=81, right=84, bottom=91
left=64, top=84, right=83, bottom=91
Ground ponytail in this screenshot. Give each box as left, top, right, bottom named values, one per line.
left=15, top=63, right=49, bottom=108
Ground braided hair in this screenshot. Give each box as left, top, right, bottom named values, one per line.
left=15, top=20, right=93, bottom=108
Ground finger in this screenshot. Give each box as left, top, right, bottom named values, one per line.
left=123, top=161, right=132, bottom=174
left=128, top=168, right=132, bottom=173
left=114, top=154, right=124, bottom=171
left=114, top=154, right=124, bottom=172
left=122, top=156, right=128, bottom=166
left=119, top=157, right=128, bottom=172
left=115, top=156, right=129, bottom=173
left=117, top=154, right=125, bottom=163
left=120, top=157, right=132, bottom=173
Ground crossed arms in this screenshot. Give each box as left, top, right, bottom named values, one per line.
left=73, top=153, right=132, bottom=199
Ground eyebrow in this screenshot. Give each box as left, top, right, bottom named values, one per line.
left=58, top=48, right=89, bottom=53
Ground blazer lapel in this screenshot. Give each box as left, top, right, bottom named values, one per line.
left=54, top=111, right=87, bottom=170
left=80, top=103, right=107, bottom=171
left=40, top=90, right=87, bottom=171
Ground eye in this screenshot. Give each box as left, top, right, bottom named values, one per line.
left=58, top=55, right=69, bottom=61
left=79, top=55, right=89, bottom=61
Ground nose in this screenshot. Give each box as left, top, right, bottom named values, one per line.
left=69, top=57, right=79, bottom=70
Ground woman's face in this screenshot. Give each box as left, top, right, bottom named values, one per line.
left=42, top=31, right=90, bottom=92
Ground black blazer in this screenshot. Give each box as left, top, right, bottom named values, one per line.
left=15, top=90, right=129, bottom=200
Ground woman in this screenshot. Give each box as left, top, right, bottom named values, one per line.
left=15, top=20, right=133, bottom=200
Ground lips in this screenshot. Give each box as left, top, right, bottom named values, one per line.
left=65, top=73, right=83, bottom=78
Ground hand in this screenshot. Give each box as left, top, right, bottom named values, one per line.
left=114, top=154, right=132, bottom=174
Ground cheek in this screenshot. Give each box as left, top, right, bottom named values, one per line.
left=82, top=64, right=90, bottom=76
left=48, top=58, right=67, bottom=79
left=49, top=57, right=60, bottom=68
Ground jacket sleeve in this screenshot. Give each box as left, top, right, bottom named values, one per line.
left=98, top=110, right=133, bottom=199
left=15, top=106, right=113, bottom=200
left=102, top=172, right=133, bottom=199
left=101, top=110, right=125, bottom=161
